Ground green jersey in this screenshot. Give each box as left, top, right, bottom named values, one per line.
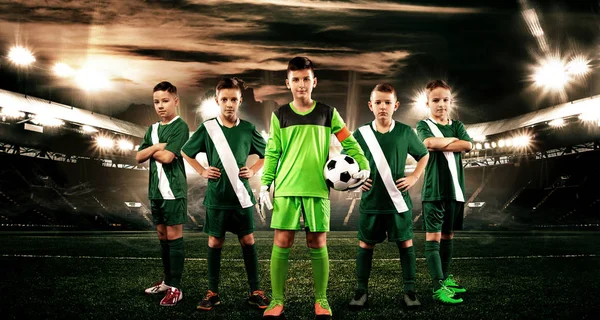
left=261, top=101, right=369, bottom=198
left=182, top=117, right=266, bottom=209
left=353, top=121, right=428, bottom=214
left=416, top=118, right=472, bottom=202
left=138, top=116, right=189, bottom=200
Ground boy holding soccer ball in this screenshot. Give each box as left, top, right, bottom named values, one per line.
left=260, top=56, right=370, bottom=319
left=347, top=84, right=429, bottom=310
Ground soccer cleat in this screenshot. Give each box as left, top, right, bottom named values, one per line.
left=315, top=299, right=332, bottom=320
left=197, top=290, right=221, bottom=310
left=403, top=290, right=421, bottom=308
left=263, top=300, right=284, bottom=318
left=144, top=280, right=171, bottom=294
left=247, top=290, right=270, bottom=309
left=443, top=274, right=467, bottom=293
left=160, top=287, right=183, bottom=306
left=432, top=284, right=463, bottom=304
left=349, top=289, right=368, bottom=310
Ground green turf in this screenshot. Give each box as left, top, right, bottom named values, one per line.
left=1, top=231, right=600, bottom=319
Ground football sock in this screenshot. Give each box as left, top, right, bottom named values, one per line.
left=356, top=246, right=374, bottom=292
left=310, top=246, right=329, bottom=300
left=270, top=244, right=290, bottom=302
left=160, top=239, right=171, bottom=284
left=425, top=240, right=443, bottom=291
left=242, top=243, right=260, bottom=292
left=207, top=246, right=222, bottom=293
left=168, top=237, right=184, bottom=289
left=398, top=244, right=416, bottom=292
left=440, top=239, right=453, bottom=280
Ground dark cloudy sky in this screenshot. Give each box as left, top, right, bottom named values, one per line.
left=0, top=0, right=599, bottom=132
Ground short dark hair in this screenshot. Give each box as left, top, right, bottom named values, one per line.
left=215, top=77, right=246, bottom=94
left=153, top=81, right=177, bottom=95
left=425, top=80, right=451, bottom=98
left=371, top=83, right=397, bottom=100
left=287, top=56, right=314, bottom=76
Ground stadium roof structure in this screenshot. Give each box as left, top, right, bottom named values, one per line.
left=0, top=89, right=146, bottom=138
left=464, top=94, right=600, bottom=137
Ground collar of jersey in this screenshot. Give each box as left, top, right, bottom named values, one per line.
left=289, top=101, right=317, bottom=115
left=159, top=115, right=180, bottom=126
left=370, top=120, right=395, bottom=133
left=216, top=115, right=240, bottom=127
left=428, top=117, right=452, bottom=126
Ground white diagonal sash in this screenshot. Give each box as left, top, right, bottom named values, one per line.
left=204, top=119, right=253, bottom=208
left=424, top=119, right=465, bottom=202
left=151, top=122, right=175, bottom=200
left=358, top=125, right=409, bottom=213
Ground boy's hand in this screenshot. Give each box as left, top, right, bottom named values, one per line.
left=259, top=185, right=273, bottom=212
left=348, top=170, right=370, bottom=190
left=360, top=179, right=373, bottom=192
left=396, top=175, right=418, bottom=192
left=239, top=166, right=255, bottom=179
left=201, top=166, right=221, bottom=180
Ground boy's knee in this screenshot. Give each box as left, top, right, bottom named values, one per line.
left=441, top=233, right=454, bottom=240
left=238, top=233, right=255, bottom=247
left=208, top=236, right=225, bottom=248
left=397, top=239, right=413, bottom=248
left=359, top=241, right=375, bottom=249
left=306, top=232, right=326, bottom=249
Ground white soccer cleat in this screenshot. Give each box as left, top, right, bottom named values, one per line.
left=145, top=280, right=171, bottom=294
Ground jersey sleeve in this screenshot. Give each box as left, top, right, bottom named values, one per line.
left=407, top=127, right=429, bottom=161
left=455, top=121, right=472, bottom=142
left=260, top=112, right=281, bottom=186
left=249, top=126, right=267, bottom=158
left=138, top=126, right=153, bottom=151
left=339, top=131, right=370, bottom=171
left=416, top=120, right=434, bottom=141
left=181, top=124, right=207, bottom=158
left=164, top=121, right=190, bottom=156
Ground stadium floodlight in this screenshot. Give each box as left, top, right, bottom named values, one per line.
left=498, top=139, right=506, bottom=148
left=117, top=139, right=134, bottom=151
left=81, top=125, right=98, bottom=133
left=95, top=136, right=114, bottom=149
left=548, top=118, right=564, bottom=127
left=31, top=115, right=64, bottom=127
left=473, top=135, right=486, bottom=142
left=475, top=143, right=482, bottom=150
left=76, top=67, right=111, bottom=91
left=533, top=57, right=569, bottom=90
left=491, top=142, right=497, bottom=148
left=566, top=56, right=590, bottom=77
left=513, top=135, right=531, bottom=147
left=411, top=90, right=429, bottom=112
left=505, top=138, right=513, bottom=147
left=483, top=142, right=490, bottom=149
left=54, top=63, right=74, bottom=78
left=0, top=107, right=25, bottom=119
left=8, top=46, right=36, bottom=66
left=198, top=97, right=220, bottom=121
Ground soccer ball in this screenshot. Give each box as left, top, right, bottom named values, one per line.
left=324, top=155, right=360, bottom=191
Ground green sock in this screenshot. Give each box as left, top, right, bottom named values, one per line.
left=425, top=240, right=443, bottom=291
left=207, top=246, right=222, bottom=293
left=242, top=244, right=260, bottom=292
left=356, top=247, right=373, bottom=292
left=440, top=239, right=453, bottom=280
left=160, top=240, right=171, bottom=284
left=270, top=245, right=290, bottom=302
left=398, top=244, right=416, bottom=292
left=167, top=237, right=184, bottom=289
left=310, top=246, right=329, bottom=300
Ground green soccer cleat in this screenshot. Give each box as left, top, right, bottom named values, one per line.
left=432, top=284, right=463, bottom=305
left=443, top=274, right=467, bottom=293
left=263, top=299, right=284, bottom=319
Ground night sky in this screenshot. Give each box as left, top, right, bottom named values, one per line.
left=1, top=0, right=598, bottom=132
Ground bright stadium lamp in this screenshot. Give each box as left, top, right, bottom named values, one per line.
left=411, top=90, right=429, bottom=112
left=548, top=118, right=564, bottom=127
left=54, top=63, right=75, bottom=78
left=8, top=46, right=35, bottom=66
left=533, top=57, right=569, bottom=90
left=483, top=142, right=490, bottom=149
left=498, top=139, right=506, bottom=148
left=566, top=56, right=590, bottom=77
left=491, top=142, right=497, bottom=148
left=95, top=136, right=114, bottom=150
left=81, top=125, right=98, bottom=133
left=31, top=115, right=64, bottom=127
left=475, top=143, right=482, bottom=150
left=0, top=107, right=25, bottom=119
left=513, top=135, right=531, bottom=147
left=117, top=139, right=134, bottom=151
left=198, top=97, right=220, bottom=121
left=76, top=67, right=111, bottom=91
left=505, top=139, right=513, bottom=147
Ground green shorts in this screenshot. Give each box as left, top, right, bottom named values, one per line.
left=151, top=198, right=187, bottom=226
left=358, top=212, right=414, bottom=244
left=271, top=196, right=330, bottom=232
left=422, top=200, right=464, bottom=233
left=204, top=207, right=255, bottom=238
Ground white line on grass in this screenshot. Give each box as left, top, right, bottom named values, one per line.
left=2, top=253, right=597, bottom=262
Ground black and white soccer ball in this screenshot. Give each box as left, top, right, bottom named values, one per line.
left=324, top=155, right=360, bottom=191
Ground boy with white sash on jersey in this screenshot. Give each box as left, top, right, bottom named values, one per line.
left=181, top=78, right=269, bottom=311
left=137, top=81, right=189, bottom=306
left=416, top=80, right=473, bottom=304
left=347, top=84, right=429, bottom=310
